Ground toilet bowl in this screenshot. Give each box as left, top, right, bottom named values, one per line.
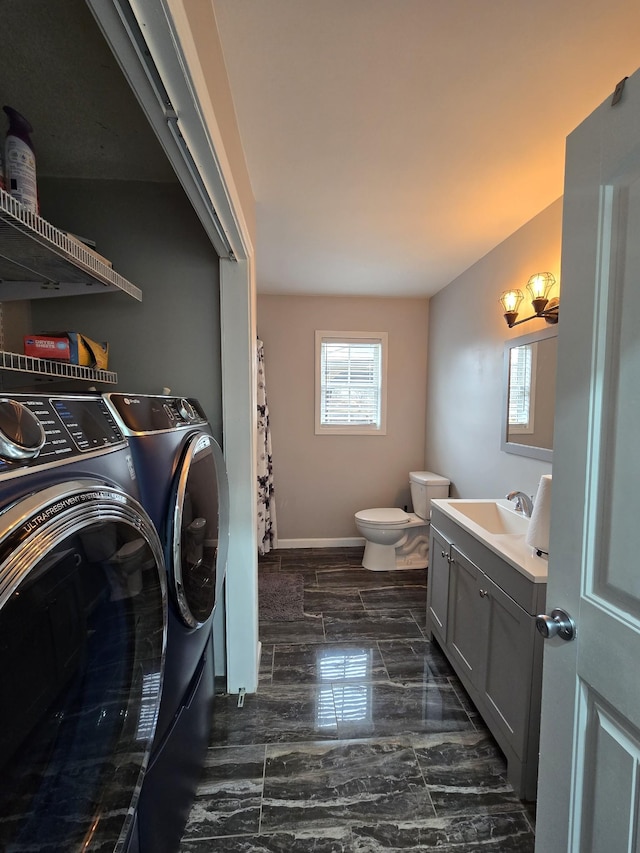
left=354, top=471, right=450, bottom=571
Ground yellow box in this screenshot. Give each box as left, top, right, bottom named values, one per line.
left=37, top=332, right=110, bottom=370
left=71, top=333, right=109, bottom=370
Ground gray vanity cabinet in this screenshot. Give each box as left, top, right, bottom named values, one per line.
left=427, top=508, right=546, bottom=801
left=426, top=526, right=452, bottom=645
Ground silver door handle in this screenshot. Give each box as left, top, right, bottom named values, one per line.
left=535, top=608, right=576, bottom=641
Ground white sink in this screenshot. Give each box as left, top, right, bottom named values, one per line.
left=446, top=500, right=529, bottom=535
left=430, top=498, right=547, bottom=583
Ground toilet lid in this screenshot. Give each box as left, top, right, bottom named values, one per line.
left=355, top=507, right=410, bottom=525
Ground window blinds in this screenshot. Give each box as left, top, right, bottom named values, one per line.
left=320, top=339, right=382, bottom=427
left=508, top=343, right=533, bottom=427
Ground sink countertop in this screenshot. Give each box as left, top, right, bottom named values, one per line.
left=431, top=498, right=548, bottom=584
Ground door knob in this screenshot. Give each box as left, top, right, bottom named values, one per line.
left=535, top=608, right=576, bottom=641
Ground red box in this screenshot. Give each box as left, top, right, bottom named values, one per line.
left=24, top=335, right=71, bottom=361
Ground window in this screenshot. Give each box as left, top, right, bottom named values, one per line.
left=315, top=331, right=388, bottom=435
left=508, top=342, right=537, bottom=434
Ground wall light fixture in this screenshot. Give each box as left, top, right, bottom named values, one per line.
left=500, top=272, right=559, bottom=328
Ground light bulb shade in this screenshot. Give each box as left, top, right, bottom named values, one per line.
left=526, top=272, right=555, bottom=301
left=500, top=289, right=524, bottom=314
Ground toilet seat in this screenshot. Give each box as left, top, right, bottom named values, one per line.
left=355, top=507, right=410, bottom=526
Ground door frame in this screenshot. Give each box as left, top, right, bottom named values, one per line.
left=87, top=0, right=260, bottom=693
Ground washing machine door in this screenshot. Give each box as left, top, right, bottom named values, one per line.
left=0, top=481, right=166, bottom=853
left=169, top=431, right=229, bottom=629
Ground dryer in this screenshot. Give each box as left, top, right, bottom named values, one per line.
left=103, top=393, right=229, bottom=853
left=0, top=393, right=167, bottom=853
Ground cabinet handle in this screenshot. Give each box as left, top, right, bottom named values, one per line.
left=479, top=589, right=489, bottom=598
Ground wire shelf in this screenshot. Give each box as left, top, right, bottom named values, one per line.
left=0, top=350, right=118, bottom=384
left=0, top=189, right=142, bottom=302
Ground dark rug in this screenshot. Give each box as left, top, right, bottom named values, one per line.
left=258, top=572, right=305, bottom=621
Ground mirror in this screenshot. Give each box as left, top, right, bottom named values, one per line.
left=501, top=326, right=557, bottom=462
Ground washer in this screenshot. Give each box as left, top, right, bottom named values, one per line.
left=0, top=392, right=167, bottom=853
left=103, top=392, right=229, bottom=853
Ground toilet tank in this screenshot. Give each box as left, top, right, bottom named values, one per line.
left=409, top=471, right=450, bottom=519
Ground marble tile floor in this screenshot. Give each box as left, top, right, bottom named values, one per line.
left=180, top=547, right=536, bottom=852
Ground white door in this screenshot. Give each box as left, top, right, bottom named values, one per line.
left=535, top=67, right=640, bottom=850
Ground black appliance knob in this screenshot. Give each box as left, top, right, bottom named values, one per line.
left=0, top=399, right=46, bottom=460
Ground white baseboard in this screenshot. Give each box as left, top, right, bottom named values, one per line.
left=276, top=537, right=365, bottom=549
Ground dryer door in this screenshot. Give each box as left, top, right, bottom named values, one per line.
left=169, top=431, right=229, bottom=628
left=0, top=481, right=166, bottom=853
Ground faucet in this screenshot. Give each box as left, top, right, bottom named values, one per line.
left=506, top=490, right=534, bottom=517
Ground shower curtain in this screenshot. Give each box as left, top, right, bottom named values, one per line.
left=257, top=338, right=277, bottom=554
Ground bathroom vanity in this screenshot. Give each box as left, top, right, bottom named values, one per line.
left=426, top=499, right=547, bottom=801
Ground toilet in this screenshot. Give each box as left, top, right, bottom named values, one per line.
left=354, top=471, right=450, bottom=571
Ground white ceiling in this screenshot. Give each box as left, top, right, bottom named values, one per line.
left=213, top=0, right=640, bottom=297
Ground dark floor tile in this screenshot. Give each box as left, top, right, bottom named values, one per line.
left=275, top=559, right=320, bottom=572
left=409, top=606, right=428, bottom=633
left=258, top=552, right=281, bottom=569
left=271, top=566, right=320, bottom=586
left=280, top=547, right=343, bottom=558
left=360, top=584, right=426, bottom=611
left=271, top=642, right=388, bottom=685
left=182, top=745, right=265, bottom=839
left=448, top=677, right=483, bottom=726
left=333, top=680, right=475, bottom=738
left=210, top=685, right=338, bottom=745
left=180, top=828, right=353, bottom=851
left=350, top=811, right=535, bottom=851
left=342, top=545, right=364, bottom=566
left=280, top=548, right=351, bottom=571
left=377, top=638, right=455, bottom=683
left=257, top=563, right=282, bottom=575
left=183, top=547, right=536, bottom=851
left=259, top=613, right=325, bottom=645
left=414, top=730, right=523, bottom=816
left=314, top=568, right=385, bottom=588
left=261, top=740, right=435, bottom=834
left=324, top=610, right=423, bottom=642
left=304, top=586, right=364, bottom=613
left=316, top=567, right=426, bottom=588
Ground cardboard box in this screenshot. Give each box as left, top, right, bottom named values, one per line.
left=67, top=333, right=109, bottom=371
left=24, top=332, right=109, bottom=370
left=24, top=335, right=71, bottom=361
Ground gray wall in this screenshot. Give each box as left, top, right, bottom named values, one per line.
left=425, top=198, right=563, bottom=501
left=31, top=177, right=223, bottom=438
left=257, top=294, right=429, bottom=543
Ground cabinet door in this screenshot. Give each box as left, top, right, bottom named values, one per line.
left=426, top=527, right=451, bottom=644
left=481, top=574, right=536, bottom=757
left=447, top=547, right=487, bottom=685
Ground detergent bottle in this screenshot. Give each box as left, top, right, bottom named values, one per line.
left=3, top=106, right=38, bottom=213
